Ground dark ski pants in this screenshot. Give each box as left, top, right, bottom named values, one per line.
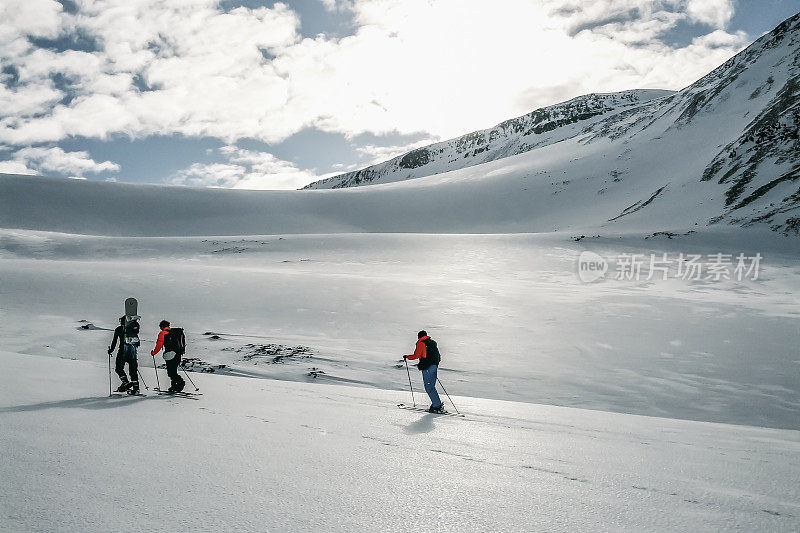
left=115, top=345, right=138, bottom=382
left=421, top=365, right=442, bottom=408
left=165, top=353, right=185, bottom=390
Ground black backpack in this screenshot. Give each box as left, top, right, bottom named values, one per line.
left=124, top=320, right=140, bottom=347
left=164, top=327, right=186, bottom=355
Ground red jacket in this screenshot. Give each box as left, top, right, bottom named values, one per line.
left=406, top=336, right=430, bottom=361
left=407, top=336, right=440, bottom=370
left=151, top=327, right=170, bottom=356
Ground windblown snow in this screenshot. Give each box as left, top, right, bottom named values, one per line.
left=1, top=351, right=798, bottom=531
left=1, top=11, right=800, bottom=533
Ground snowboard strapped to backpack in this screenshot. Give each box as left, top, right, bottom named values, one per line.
left=123, top=298, right=140, bottom=347
left=164, top=327, right=186, bottom=356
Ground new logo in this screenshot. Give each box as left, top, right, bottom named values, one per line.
left=577, top=251, right=608, bottom=283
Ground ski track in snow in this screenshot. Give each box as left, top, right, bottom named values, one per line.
left=0, top=351, right=798, bottom=532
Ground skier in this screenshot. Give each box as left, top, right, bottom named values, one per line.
left=151, top=320, right=186, bottom=393
left=108, top=316, right=140, bottom=394
left=404, top=330, right=444, bottom=413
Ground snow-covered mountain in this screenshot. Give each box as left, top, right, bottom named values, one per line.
left=303, top=89, right=675, bottom=189
left=304, top=12, right=800, bottom=233
left=581, top=12, right=800, bottom=232
left=2, top=15, right=800, bottom=237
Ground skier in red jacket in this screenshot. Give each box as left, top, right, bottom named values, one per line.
left=405, top=330, right=444, bottom=412
left=151, top=320, right=185, bottom=393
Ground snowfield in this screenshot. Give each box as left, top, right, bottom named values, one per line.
left=2, top=170, right=800, bottom=532
left=0, top=227, right=798, bottom=430
left=0, top=223, right=798, bottom=530
left=1, top=351, right=798, bottom=532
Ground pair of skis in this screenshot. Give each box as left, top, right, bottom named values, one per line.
left=397, top=403, right=464, bottom=417
left=111, top=389, right=202, bottom=399
left=154, top=388, right=202, bottom=399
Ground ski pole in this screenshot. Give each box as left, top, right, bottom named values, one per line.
left=137, top=368, right=149, bottom=390
left=152, top=354, right=161, bottom=391
left=404, top=357, right=416, bottom=407
left=437, top=377, right=459, bottom=415
left=180, top=365, right=199, bottom=392
left=108, top=347, right=112, bottom=397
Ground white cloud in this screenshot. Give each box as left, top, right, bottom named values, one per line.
left=0, top=0, right=301, bottom=144
left=169, top=162, right=248, bottom=188
left=284, top=0, right=748, bottom=139
left=0, top=159, right=35, bottom=175
left=2, top=146, right=119, bottom=176
left=274, top=0, right=747, bottom=139
left=0, top=0, right=62, bottom=41
left=223, top=145, right=321, bottom=189
left=0, top=83, right=63, bottom=116
left=691, top=28, right=748, bottom=49
left=686, top=0, right=735, bottom=29
left=356, top=139, right=434, bottom=166
left=0, top=0, right=68, bottom=118
left=0, top=0, right=751, bottom=177
left=169, top=146, right=319, bottom=189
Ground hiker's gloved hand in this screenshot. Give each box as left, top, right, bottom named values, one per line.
left=107, top=348, right=113, bottom=355
left=403, top=355, right=407, bottom=360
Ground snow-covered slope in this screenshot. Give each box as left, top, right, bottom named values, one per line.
left=303, top=89, right=674, bottom=189
left=299, top=12, right=800, bottom=234
left=1, top=350, right=798, bottom=531
left=1, top=228, right=798, bottom=430
left=583, top=12, right=800, bottom=231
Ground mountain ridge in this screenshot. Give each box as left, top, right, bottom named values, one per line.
left=303, top=14, right=800, bottom=231
left=302, top=89, right=675, bottom=189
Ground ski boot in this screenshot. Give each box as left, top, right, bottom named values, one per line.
left=116, top=378, right=132, bottom=392
left=127, top=381, right=140, bottom=395
left=169, top=377, right=186, bottom=393
left=428, top=404, right=445, bottom=413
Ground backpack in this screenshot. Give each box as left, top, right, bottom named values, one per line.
left=124, top=319, right=140, bottom=347
left=417, top=337, right=441, bottom=370
left=164, top=327, right=186, bottom=355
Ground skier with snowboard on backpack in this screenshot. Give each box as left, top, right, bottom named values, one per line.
left=109, top=316, right=141, bottom=394
left=404, top=330, right=444, bottom=413
left=151, top=320, right=186, bottom=393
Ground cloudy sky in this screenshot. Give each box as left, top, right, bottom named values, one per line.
left=0, top=0, right=797, bottom=189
